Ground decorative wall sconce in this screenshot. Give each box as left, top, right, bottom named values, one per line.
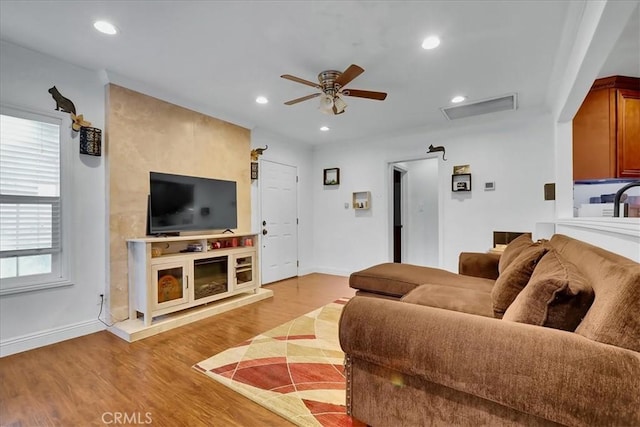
left=48, top=85, right=102, bottom=156
left=79, top=126, right=102, bottom=156
left=250, top=146, right=267, bottom=180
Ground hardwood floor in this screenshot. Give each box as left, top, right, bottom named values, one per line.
left=0, top=274, right=356, bottom=427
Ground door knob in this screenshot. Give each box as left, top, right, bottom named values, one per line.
left=262, top=220, right=266, bottom=226
left=262, top=229, right=268, bottom=235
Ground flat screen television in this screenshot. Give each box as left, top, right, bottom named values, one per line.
left=148, top=172, right=237, bottom=235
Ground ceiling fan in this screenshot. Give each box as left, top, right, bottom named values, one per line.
left=281, top=64, right=387, bottom=115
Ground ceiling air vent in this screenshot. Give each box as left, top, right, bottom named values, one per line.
left=441, top=93, right=517, bottom=120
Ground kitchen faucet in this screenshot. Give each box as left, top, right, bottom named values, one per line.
left=613, top=181, right=640, bottom=217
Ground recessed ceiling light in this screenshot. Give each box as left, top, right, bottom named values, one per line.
left=451, top=95, right=466, bottom=103
left=421, top=36, right=440, bottom=50
left=94, top=21, right=118, bottom=35
left=255, top=96, right=268, bottom=104
left=320, top=126, right=330, bottom=132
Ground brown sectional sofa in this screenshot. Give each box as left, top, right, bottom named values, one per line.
left=339, top=234, right=640, bottom=426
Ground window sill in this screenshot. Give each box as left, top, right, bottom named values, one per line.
left=0, top=278, right=74, bottom=296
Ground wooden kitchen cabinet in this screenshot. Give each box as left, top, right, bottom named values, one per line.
left=573, top=76, right=640, bottom=180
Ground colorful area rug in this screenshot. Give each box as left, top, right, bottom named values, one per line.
left=194, top=298, right=363, bottom=427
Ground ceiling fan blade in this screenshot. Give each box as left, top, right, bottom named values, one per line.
left=341, top=89, right=387, bottom=101
left=281, top=74, right=322, bottom=89
left=335, top=64, right=364, bottom=88
left=284, top=93, right=321, bottom=105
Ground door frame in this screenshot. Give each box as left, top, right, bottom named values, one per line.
left=392, top=165, right=409, bottom=262
left=257, top=158, right=299, bottom=284
left=386, top=155, right=444, bottom=267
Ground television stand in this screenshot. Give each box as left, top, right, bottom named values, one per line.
left=127, top=232, right=259, bottom=327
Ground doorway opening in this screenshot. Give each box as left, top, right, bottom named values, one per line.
left=388, top=158, right=440, bottom=267
left=393, top=167, right=406, bottom=263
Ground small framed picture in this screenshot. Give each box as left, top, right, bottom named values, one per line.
left=452, top=173, right=472, bottom=192
left=453, top=164, right=470, bottom=175
left=323, top=168, right=340, bottom=185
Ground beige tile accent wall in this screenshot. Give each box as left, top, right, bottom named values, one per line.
left=107, top=84, right=251, bottom=320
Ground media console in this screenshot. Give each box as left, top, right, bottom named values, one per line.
left=127, top=232, right=259, bottom=326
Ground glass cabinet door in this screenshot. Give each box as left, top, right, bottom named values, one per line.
left=152, top=262, right=188, bottom=309
left=234, top=253, right=254, bottom=289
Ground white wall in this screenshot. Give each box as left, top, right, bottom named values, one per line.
left=312, top=110, right=557, bottom=274
left=251, top=128, right=315, bottom=276
left=403, top=159, right=439, bottom=267
left=0, top=41, right=107, bottom=356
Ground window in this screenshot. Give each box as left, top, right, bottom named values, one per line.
left=0, top=107, right=72, bottom=294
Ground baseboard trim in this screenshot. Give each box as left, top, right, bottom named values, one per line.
left=297, top=267, right=315, bottom=276
left=109, top=288, right=274, bottom=342
left=0, top=319, right=105, bottom=358
left=311, top=267, right=351, bottom=277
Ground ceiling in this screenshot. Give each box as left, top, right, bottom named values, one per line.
left=0, top=1, right=638, bottom=146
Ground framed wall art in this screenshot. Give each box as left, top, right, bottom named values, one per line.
left=323, top=168, right=340, bottom=185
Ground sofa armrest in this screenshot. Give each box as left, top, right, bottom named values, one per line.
left=458, top=252, right=500, bottom=279
left=339, top=297, right=640, bottom=427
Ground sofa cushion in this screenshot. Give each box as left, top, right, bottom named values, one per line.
left=350, top=263, right=494, bottom=298
left=549, top=234, right=640, bottom=352
left=402, top=284, right=494, bottom=317
left=498, top=233, right=534, bottom=275
left=491, top=244, right=548, bottom=318
left=503, top=250, right=594, bottom=331
left=458, top=252, right=501, bottom=280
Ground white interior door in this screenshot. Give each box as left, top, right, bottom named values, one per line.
left=260, top=160, right=298, bottom=284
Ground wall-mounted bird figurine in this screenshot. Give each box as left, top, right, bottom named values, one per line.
left=48, top=86, right=76, bottom=115
left=427, top=144, right=447, bottom=161
left=251, top=145, right=268, bottom=161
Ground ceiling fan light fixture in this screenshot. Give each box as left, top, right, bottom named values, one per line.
left=333, top=95, right=347, bottom=114
left=319, top=94, right=334, bottom=114
left=282, top=64, right=387, bottom=114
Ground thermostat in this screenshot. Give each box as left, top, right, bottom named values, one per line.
left=484, top=181, right=495, bottom=191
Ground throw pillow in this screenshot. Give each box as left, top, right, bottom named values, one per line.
left=491, top=244, right=548, bottom=318
left=498, top=233, right=534, bottom=275
left=503, top=251, right=594, bottom=331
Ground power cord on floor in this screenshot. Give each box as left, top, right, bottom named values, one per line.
left=97, top=294, right=126, bottom=327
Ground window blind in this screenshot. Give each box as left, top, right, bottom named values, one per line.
left=0, top=114, right=61, bottom=258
